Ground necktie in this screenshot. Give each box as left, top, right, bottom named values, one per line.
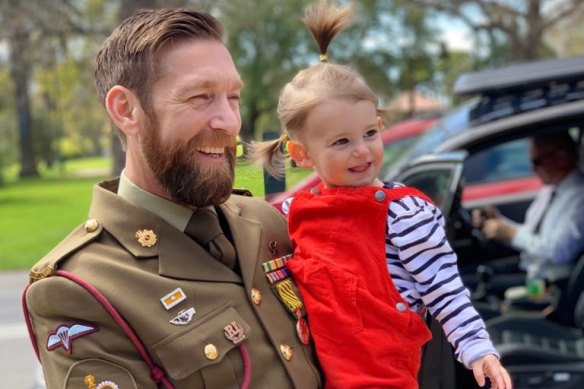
left=533, top=189, right=556, bottom=234
left=185, top=207, right=236, bottom=269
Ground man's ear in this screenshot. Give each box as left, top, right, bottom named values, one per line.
left=288, top=141, right=313, bottom=169
left=105, top=86, right=144, bottom=136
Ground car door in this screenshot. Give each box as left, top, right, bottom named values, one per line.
left=393, top=153, right=466, bottom=242
left=394, top=153, right=481, bottom=389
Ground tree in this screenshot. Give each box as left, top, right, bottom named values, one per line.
left=0, top=0, right=94, bottom=177
left=410, top=0, right=584, bottom=64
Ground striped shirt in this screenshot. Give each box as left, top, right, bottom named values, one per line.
left=384, top=182, right=497, bottom=367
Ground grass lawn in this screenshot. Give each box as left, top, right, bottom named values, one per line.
left=0, top=157, right=310, bottom=270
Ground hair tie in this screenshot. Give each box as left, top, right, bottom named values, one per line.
left=319, top=53, right=328, bottom=62
left=279, top=133, right=288, bottom=144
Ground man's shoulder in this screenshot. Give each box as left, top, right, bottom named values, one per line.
left=29, top=219, right=104, bottom=283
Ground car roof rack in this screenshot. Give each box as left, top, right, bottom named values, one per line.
left=453, top=55, right=584, bottom=96
left=453, top=56, right=584, bottom=125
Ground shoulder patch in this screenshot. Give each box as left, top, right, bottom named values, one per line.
left=29, top=221, right=104, bottom=283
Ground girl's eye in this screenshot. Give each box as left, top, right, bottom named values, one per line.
left=365, top=129, right=378, bottom=138
left=332, top=138, right=349, bottom=146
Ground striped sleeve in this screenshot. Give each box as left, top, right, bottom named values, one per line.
left=387, top=195, right=499, bottom=368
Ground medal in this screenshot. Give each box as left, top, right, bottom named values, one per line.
left=296, top=317, right=310, bottom=345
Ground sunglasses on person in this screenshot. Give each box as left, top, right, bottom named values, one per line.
left=531, top=149, right=559, bottom=167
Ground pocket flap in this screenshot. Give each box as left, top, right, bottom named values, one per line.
left=152, top=305, right=251, bottom=380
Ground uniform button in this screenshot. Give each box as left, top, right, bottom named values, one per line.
left=204, top=343, right=219, bottom=360
left=251, top=288, right=262, bottom=305
left=84, top=219, right=99, bottom=232
left=396, top=302, right=407, bottom=312
left=280, top=344, right=293, bottom=361
left=374, top=190, right=386, bottom=201
left=310, top=187, right=320, bottom=194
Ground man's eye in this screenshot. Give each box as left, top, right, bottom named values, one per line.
left=189, top=94, right=210, bottom=103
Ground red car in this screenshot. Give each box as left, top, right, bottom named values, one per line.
left=266, top=116, right=440, bottom=213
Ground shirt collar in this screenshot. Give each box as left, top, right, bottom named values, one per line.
left=117, top=170, right=192, bottom=232
left=555, top=169, right=582, bottom=193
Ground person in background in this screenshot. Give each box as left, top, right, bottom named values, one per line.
left=473, top=131, right=584, bottom=295
left=251, top=1, right=512, bottom=388
left=22, top=8, right=321, bottom=389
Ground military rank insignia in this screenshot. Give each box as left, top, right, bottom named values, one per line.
left=262, top=254, right=311, bottom=345
left=84, top=374, right=119, bottom=389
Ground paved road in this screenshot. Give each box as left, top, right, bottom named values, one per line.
left=1, top=270, right=45, bottom=388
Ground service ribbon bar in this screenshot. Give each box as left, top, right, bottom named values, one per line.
left=265, top=267, right=291, bottom=284
left=262, top=254, right=292, bottom=273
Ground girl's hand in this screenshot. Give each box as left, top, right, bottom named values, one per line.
left=470, top=354, right=513, bottom=389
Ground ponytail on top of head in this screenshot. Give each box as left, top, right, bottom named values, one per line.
left=248, top=0, right=377, bottom=178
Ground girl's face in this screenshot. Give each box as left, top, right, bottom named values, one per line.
left=289, top=98, right=384, bottom=188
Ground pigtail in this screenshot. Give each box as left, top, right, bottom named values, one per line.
left=303, top=0, right=352, bottom=62
left=247, top=134, right=288, bottom=179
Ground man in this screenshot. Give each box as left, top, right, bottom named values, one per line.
left=22, top=9, right=321, bottom=388
left=473, top=131, right=584, bottom=293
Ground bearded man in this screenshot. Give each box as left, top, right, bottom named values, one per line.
left=22, top=8, right=321, bottom=389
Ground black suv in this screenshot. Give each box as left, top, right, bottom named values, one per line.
left=391, top=56, right=584, bottom=389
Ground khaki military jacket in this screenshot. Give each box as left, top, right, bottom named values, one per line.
left=24, top=179, right=322, bottom=389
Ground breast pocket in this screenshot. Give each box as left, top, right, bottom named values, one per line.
left=152, top=304, right=250, bottom=386
left=289, top=259, right=363, bottom=345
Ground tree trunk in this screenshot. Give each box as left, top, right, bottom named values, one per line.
left=10, top=25, right=38, bottom=178
left=525, top=0, right=543, bottom=60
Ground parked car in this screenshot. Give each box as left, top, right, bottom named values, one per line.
left=266, top=115, right=440, bottom=212
left=392, top=55, right=584, bottom=389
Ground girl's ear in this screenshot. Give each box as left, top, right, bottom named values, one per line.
left=288, top=141, right=314, bottom=169
left=376, top=115, right=384, bottom=130
left=105, top=85, right=145, bottom=137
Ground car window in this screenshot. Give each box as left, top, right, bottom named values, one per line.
left=400, top=169, right=452, bottom=211
left=464, top=139, right=532, bottom=184
left=383, top=99, right=476, bottom=181
left=380, top=136, right=419, bottom=178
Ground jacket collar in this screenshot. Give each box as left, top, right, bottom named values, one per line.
left=90, top=179, right=260, bottom=285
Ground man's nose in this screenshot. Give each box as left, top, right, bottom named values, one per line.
left=209, top=97, right=241, bottom=135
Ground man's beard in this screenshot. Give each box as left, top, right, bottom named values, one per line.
left=142, top=118, right=236, bottom=208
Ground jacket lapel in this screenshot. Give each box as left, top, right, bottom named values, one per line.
left=91, top=180, right=241, bottom=284
left=219, top=201, right=262, bottom=288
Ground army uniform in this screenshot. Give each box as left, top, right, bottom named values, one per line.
left=23, top=179, right=322, bottom=389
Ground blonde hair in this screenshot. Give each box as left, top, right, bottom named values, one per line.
left=249, top=0, right=378, bottom=178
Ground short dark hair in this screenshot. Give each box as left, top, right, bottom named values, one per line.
left=533, top=131, right=579, bottom=161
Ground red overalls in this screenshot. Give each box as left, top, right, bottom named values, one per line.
left=287, top=185, right=432, bottom=389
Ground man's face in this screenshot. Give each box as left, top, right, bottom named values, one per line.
left=141, top=39, right=243, bottom=207
left=530, top=140, right=560, bottom=185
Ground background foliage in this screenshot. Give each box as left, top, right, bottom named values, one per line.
left=1, top=0, right=583, bottom=268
